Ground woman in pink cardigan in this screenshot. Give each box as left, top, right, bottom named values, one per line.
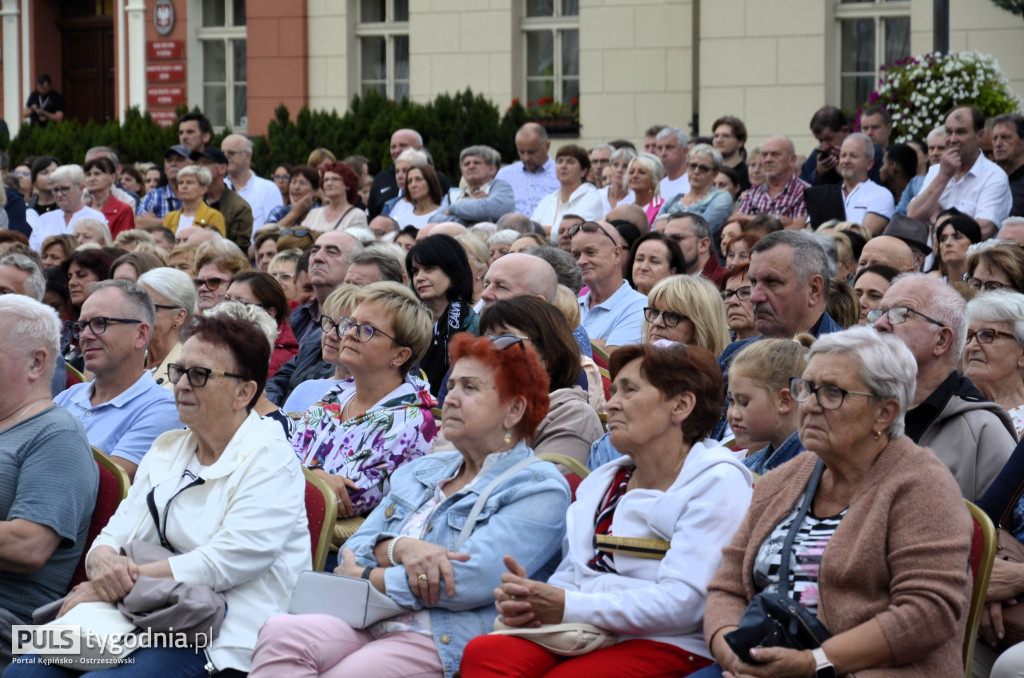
left=703, top=326, right=972, bottom=678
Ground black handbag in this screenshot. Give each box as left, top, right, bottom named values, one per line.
left=724, top=459, right=832, bottom=664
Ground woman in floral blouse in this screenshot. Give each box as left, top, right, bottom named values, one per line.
left=292, top=281, right=438, bottom=520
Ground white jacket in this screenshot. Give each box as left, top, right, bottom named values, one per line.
left=548, top=440, right=752, bottom=658
left=90, top=412, right=309, bottom=672
left=532, top=183, right=605, bottom=234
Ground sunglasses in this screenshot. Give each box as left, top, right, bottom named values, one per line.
left=567, top=221, right=617, bottom=245
left=280, top=228, right=312, bottom=238
left=194, top=277, right=230, bottom=291
left=487, top=334, right=527, bottom=352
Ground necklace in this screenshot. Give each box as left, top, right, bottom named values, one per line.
left=0, top=398, right=52, bottom=432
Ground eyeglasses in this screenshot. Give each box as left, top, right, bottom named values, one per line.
left=567, top=221, right=618, bottom=245
left=966, top=328, right=1017, bottom=345
left=963, top=275, right=1008, bottom=292
left=67, top=316, right=142, bottom=339
left=280, top=228, right=312, bottom=238
left=790, top=377, right=875, bottom=410
left=11, top=171, right=30, bottom=179
left=153, top=304, right=181, bottom=311
left=643, top=307, right=686, bottom=327
left=721, top=286, right=752, bottom=302
left=271, top=272, right=294, bottom=282
left=487, top=334, right=527, bottom=352
left=272, top=174, right=291, bottom=182
left=687, top=162, right=715, bottom=173
left=866, top=306, right=947, bottom=328
left=320, top=315, right=398, bottom=343
left=194, top=277, right=230, bottom=291
left=167, top=363, right=247, bottom=388
left=52, top=185, right=73, bottom=195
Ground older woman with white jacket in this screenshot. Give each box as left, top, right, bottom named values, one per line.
left=533, top=144, right=604, bottom=242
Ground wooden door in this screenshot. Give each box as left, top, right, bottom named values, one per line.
left=58, top=16, right=115, bottom=124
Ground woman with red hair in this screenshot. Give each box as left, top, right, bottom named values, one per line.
left=248, top=332, right=571, bottom=678
left=302, top=161, right=368, bottom=232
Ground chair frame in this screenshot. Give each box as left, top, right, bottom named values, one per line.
left=303, top=467, right=338, bottom=572
left=92, top=447, right=130, bottom=501
left=964, top=500, right=997, bottom=674
left=536, top=452, right=590, bottom=480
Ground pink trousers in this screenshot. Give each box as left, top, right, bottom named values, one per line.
left=248, top=614, right=444, bottom=678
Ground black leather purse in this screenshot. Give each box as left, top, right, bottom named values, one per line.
left=725, top=459, right=832, bottom=664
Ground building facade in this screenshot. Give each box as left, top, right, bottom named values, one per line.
left=2, top=0, right=1022, bottom=157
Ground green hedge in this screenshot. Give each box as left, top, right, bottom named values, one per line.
left=6, top=89, right=529, bottom=180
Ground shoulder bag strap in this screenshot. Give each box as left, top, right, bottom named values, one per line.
left=331, top=206, right=357, bottom=230
left=454, top=456, right=540, bottom=551
left=999, top=477, right=1024, bottom=529
left=777, top=459, right=825, bottom=597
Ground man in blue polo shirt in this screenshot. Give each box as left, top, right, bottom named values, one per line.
left=55, top=280, right=180, bottom=480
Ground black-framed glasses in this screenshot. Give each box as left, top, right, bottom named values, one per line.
left=687, top=162, right=715, bottom=173
left=866, top=306, right=947, bottom=328
left=963, top=274, right=1008, bottom=292
left=167, top=363, right=247, bottom=388
left=194, top=277, right=229, bottom=291
left=67, top=316, right=142, bottom=339
left=153, top=304, right=181, bottom=311
left=643, top=307, right=686, bottom=328
left=790, top=377, right=875, bottom=410
left=567, top=221, right=617, bottom=245
left=721, top=286, right=752, bottom=302
left=320, top=315, right=398, bottom=344
left=966, top=328, right=1017, bottom=345
left=281, top=228, right=312, bottom=238
left=487, top=334, right=527, bottom=352
left=52, top=185, right=74, bottom=195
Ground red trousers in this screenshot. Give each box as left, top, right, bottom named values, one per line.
left=459, top=635, right=712, bottom=678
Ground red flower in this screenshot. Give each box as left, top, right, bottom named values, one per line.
left=537, top=96, right=553, bottom=106
left=570, top=97, right=579, bottom=106
left=527, top=101, right=534, bottom=107
left=511, top=98, right=519, bottom=106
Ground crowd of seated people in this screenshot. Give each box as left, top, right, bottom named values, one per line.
left=4, top=103, right=1024, bottom=678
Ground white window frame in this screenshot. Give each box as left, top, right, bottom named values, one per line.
left=190, top=0, right=247, bottom=133
left=520, top=3, right=579, bottom=106
left=354, top=0, right=410, bottom=101
left=829, top=0, right=910, bottom=114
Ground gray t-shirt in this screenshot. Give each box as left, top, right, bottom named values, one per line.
left=0, top=407, right=97, bottom=621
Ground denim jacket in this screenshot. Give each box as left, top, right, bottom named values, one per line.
left=346, top=442, right=570, bottom=678
left=742, top=430, right=805, bottom=475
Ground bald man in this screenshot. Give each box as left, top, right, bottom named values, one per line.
left=221, top=134, right=282, bottom=232
left=368, top=128, right=452, bottom=218
left=417, top=222, right=467, bottom=240
left=497, top=122, right=560, bottom=216
left=605, top=204, right=649, bottom=234
left=730, top=135, right=810, bottom=230
left=481, top=253, right=558, bottom=305
left=856, top=236, right=916, bottom=274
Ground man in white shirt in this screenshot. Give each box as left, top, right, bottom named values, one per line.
left=656, top=126, right=690, bottom=200
left=496, top=122, right=560, bottom=216
left=838, top=133, right=894, bottom=235
left=222, top=133, right=283, bottom=235
left=432, top=145, right=514, bottom=225
left=570, top=220, right=646, bottom=352
left=908, top=106, right=1011, bottom=239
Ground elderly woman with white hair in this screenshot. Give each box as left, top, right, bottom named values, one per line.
left=965, top=290, right=1024, bottom=437
left=138, top=267, right=197, bottom=390
left=598, top=147, right=637, bottom=214
left=72, top=217, right=112, bottom=247
left=658, top=144, right=734, bottom=235
left=627, top=153, right=667, bottom=227
left=486, top=228, right=520, bottom=264
left=28, top=164, right=106, bottom=252
left=704, top=326, right=971, bottom=678
left=163, top=165, right=226, bottom=236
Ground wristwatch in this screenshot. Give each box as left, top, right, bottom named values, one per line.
left=811, top=647, right=837, bottom=678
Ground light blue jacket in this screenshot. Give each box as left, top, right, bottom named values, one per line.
left=346, top=442, right=570, bottom=678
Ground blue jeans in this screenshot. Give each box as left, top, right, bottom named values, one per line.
left=6, top=647, right=246, bottom=678
left=689, top=664, right=724, bottom=678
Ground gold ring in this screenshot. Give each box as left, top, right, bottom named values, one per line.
left=417, top=574, right=428, bottom=581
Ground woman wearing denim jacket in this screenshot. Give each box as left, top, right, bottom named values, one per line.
left=248, top=333, right=571, bottom=678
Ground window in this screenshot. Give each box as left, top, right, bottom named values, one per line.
left=521, top=0, right=579, bottom=106
left=197, top=0, right=247, bottom=131
left=355, top=0, right=410, bottom=101
left=835, top=0, right=910, bottom=113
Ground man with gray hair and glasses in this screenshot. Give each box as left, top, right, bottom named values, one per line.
left=431, top=145, right=515, bottom=225
left=870, top=273, right=1015, bottom=501
left=54, top=280, right=180, bottom=480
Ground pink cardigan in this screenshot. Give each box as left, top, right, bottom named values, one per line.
left=704, top=436, right=971, bottom=677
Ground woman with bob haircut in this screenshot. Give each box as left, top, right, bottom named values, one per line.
left=462, top=342, right=751, bottom=678
left=964, top=290, right=1024, bottom=436
left=535, top=144, right=605, bottom=239
left=224, top=271, right=298, bottom=378
left=267, top=165, right=322, bottom=231
left=703, top=326, right=971, bottom=678
left=398, top=164, right=444, bottom=228
left=292, top=281, right=438, bottom=523
left=626, top=153, right=666, bottom=226
left=249, top=332, right=570, bottom=678
left=626, top=231, right=685, bottom=295
left=965, top=240, right=1024, bottom=294
left=721, top=263, right=757, bottom=341
left=163, top=165, right=226, bottom=236
left=9, top=315, right=309, bottom=678
left=303, top=161, right=367, bottom=232
left=644, top=275, right=730, bottom=355
left=138, top=267, right=196, bottom=390
left=29, top=164, right=106, bottom=252
left=405, top=233, right=479, bottom=394
left=40, top=234, right=78, bottom=269
left=480, top=296, right=605, bottom=466
left=83, top=155, right=135, bottom=238
left=110, top=251, right=164, bottom=282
